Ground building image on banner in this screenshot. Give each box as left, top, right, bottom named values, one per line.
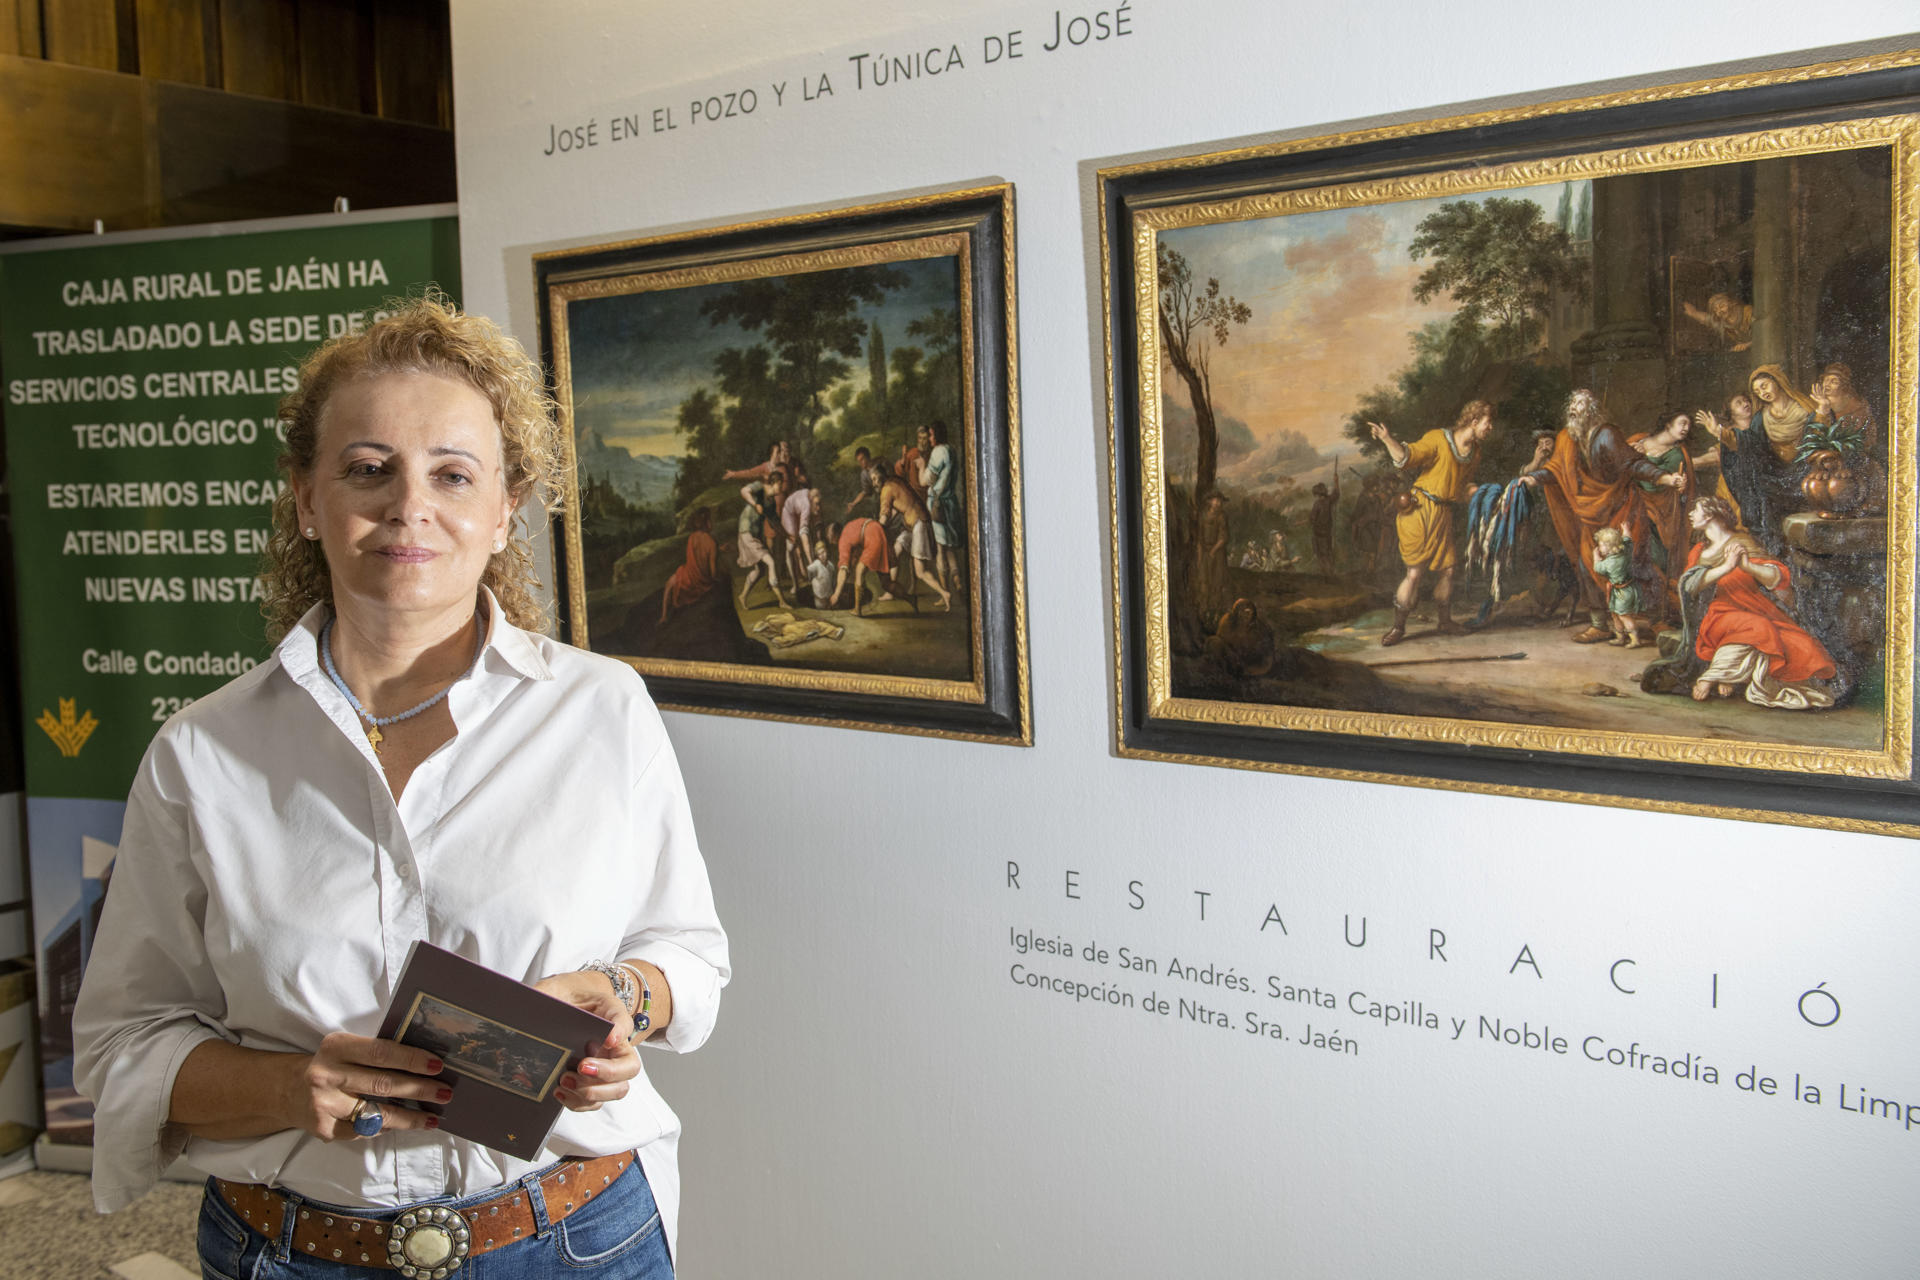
left=24, top=801, right=123, bottom=1142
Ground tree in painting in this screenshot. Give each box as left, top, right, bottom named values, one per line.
left=1408, top=197, right=1588, bottom=358
left=697, top=265, right=909, bottom=441
left=1342, top=197, right=1584, bottom=474
left=1156, top=243, right=1251, bottom=502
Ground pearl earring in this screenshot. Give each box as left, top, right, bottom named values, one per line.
left=304, top=527, right=317, bottom=539
left=493, top=539, right=506, bottom=553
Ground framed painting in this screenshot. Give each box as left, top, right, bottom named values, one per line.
left=1101, top=51, right=1920, bottom=833
left=537, top=185, right=1029, bottom=743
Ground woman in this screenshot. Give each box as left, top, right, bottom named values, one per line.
left=1642, top=496, right=1837, bottom=708
left=1706, top=366, right=1818, bottom=556
left=1629, top=410, right=1701, bottom=618
left=71, top=299, right=729, bottom=1277
left=1811, top=362, right=1878, bottom=446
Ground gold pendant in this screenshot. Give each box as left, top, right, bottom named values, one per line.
left=366, top=723, right=384, bottom=754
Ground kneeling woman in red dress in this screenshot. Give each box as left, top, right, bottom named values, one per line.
left=1678, top=496, right=1837, bottom=708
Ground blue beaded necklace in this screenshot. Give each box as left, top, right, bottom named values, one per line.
left=319, top=612, right=487, bottom=755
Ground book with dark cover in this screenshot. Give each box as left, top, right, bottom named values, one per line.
left=375, top=942, right=613, bottom=1159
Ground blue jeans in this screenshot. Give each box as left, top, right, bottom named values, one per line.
left=197, top=1159, right=672, bottom=1280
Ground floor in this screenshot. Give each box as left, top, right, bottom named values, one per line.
left=0, top=1172, right=200, bottom=1280
left=1304, top=602, right=1881, bottom=747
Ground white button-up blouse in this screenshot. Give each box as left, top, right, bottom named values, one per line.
left=71, top=592, right=730, bottom=1256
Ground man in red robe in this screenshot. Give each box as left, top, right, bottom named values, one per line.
left=1523, top=389, right=1687, bottom=642
left=659, top=505, right=720, bottom=624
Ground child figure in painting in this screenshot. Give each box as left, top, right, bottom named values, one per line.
left=1592, top=523, right=1649, bottom=648
left=807, top=528, right=837, bottom=608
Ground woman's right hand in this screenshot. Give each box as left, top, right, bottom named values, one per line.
left=292, top=1033, right=449, bottom=1141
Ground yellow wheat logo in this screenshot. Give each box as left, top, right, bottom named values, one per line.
left=37, top=699, right=98, bottom=758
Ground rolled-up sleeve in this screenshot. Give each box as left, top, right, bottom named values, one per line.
left=71, top=742, right=235, bottom=1211
left=621, top=735, right=729, bottom=1055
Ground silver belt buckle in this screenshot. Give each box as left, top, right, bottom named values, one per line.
left=386, top=1205, right=472, bottom=1278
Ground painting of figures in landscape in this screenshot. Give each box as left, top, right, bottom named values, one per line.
left=557, top=249, right=975, bottom=682
left=541, top=189, right=1031, bottom=742
left=1137, top=128, right=1909, bottom=770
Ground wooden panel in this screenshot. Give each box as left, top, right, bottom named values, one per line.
left=0, top=50, right=449, bottom=234
left=218, top=0, right=297, bottom=100
left=136, top=0, right=213, bottom=85
left=42, top=0, right=119, bottom=70
left=372, top=0, right=445, bottom=127
left=0, top=53, right=152, bottom=229
left=0, top=0, right=38, bottom=58
left=153, top=77, right=452, bottom=223
left=21, top=1, right=43, bottom=60
left=296, top=0, right=369, bottom=113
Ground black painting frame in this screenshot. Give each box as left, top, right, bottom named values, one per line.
left=1101, top=52, right=1920, bottom=834
left=536, top=184, right=1031, bottom=745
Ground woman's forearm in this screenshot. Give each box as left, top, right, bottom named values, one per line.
left=170, top=1033, right=446, bottom=1142
left=169, top=1040, right=304, bottom=1139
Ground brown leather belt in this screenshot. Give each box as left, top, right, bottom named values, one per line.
left=215, top=1151, right=633, bottom=1276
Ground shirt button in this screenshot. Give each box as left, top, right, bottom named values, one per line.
left=395, top=862, right=410, bottom=879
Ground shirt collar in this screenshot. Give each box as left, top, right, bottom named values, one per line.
left=478, top=588, right=553, bottom=682
left=276, top=587, right=553, bottom=689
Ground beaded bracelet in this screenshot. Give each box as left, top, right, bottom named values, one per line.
left=618, top=961, right=653, bottom=1035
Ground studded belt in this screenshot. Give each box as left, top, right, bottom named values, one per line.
left=214, top=1151, right=634, bottom=1277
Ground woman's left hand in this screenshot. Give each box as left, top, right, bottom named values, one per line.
left=533, top=971, right=641, bottom=1112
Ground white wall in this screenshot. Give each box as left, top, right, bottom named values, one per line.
left=451, top=5, right=1920, bottom=1276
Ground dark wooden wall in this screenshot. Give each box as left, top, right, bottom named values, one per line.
left=0, top=0, right=454, bottom=234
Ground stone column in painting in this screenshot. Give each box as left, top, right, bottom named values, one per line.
left=1571, top=172, right=1666, bottom=432
left=1747, top=157, right=1795, bottom=371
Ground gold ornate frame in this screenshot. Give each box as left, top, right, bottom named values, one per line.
left=1100, top=51, right=1920, bottom=833
left=536, top=185, right=1030, bottom=744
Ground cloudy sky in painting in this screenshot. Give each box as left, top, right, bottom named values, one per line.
left=1157, top=179, right=1585, bottom=466
left=566, top=254, right=960, bottom=458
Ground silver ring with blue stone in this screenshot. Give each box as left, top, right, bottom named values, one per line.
left=349, top=1098, right=384, bottom=1138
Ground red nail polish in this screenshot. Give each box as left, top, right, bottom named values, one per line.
left=579, top=1061, right=600, bottom=1077
left=436, top=1088, right=453, bottom=1103
left=425, top=1117, right=440, bottom=1130
left=426, top=1058, right=445, bottom=1074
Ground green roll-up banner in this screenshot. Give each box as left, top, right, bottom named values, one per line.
left=0, top=207, right=460, bottom=1142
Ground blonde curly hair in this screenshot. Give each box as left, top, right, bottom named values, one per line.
left=262, top=296, right=564, bottom=641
